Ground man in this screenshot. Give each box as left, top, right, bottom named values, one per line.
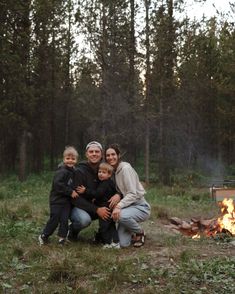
left=69, top=141, right=120, bottom=241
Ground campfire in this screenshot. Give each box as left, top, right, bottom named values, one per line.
left=168, top=198, right=235, bottom=238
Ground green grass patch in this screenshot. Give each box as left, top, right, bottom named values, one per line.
left=0, top=173, right=234, bottom=293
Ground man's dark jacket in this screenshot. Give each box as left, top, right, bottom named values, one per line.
left=50, top=165, right=75, bottom=205
left=71, top=161, right=100, bottom=217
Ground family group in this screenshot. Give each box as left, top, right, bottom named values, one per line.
left=38, top=141, right=151, bottom=249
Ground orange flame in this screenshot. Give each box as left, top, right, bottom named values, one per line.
left=217, top=198, right=235, bottom=235
left=192, top=233, right=200, bottom=239
left=190, top=198, right=235, bottom=239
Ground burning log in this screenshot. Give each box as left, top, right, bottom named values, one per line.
left=168, top=217, right=218, bottom=237
left=167, top=198, right=235, bottom=239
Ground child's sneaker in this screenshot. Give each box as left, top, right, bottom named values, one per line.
left=102, top=243, right=112, bottom=249
left=111, top=242, right=120, bottom=249
left=58, top=238, right=66, bottom=246
left=67, top=229, right=78, bottom=242
left=38, top=234, right=49, bottom=245
left=102, top=242, right=120, bottom=249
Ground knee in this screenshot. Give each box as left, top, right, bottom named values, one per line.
left=119, top=214, right=131, bottom=225
left=72, top=218, right=91, bottom=232
left=70, top=209, right=92, bottom=230
left=70, top=208, right=80, bottom=222
left=79, top=215, right=92, bottom=228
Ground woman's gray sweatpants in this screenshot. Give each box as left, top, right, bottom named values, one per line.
left=118, top=200, right=151, bottom=247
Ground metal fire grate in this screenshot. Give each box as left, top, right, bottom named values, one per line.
left=210, top=180, right=235, bottom=202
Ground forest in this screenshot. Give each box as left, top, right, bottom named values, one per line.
left=1, top=0, right=235, bottom=184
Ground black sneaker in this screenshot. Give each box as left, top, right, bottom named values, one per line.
left=93, top=231, right=103, bottom=244
left=58, top=238, right=66, bottom=246
left=38, top=234, right=49, bottom=245
left=67, top=230, right=78, bottom=242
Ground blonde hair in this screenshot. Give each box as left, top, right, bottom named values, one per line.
left=99, top=162, right=113, bottom=175
left=63, top=146, right=79, bottom=159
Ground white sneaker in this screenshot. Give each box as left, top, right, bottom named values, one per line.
left=38, top=234, right=49, bottom=245
left=102, top=242, right=121, bottom=249
left=110, top=242, right=120, bottom=249
left=102, top=243, right=112, bottom=249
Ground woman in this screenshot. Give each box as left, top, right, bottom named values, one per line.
left=105, top=144, right=151, bottom=248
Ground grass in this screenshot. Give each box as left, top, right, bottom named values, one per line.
left=0, top=172, right=234, bottom=293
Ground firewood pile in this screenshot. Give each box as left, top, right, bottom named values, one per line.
left=166, top=217, right=221, bottom=238
left=165, top=198, right=235, bottom=238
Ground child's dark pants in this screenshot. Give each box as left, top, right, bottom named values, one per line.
left=43, top=202, right=71, bottom=238
left=99, top=217, right=119, bottom=244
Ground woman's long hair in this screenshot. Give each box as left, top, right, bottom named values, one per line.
left=105, top=143, right=123, bottom=167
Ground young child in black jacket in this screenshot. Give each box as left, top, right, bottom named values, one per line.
left=39, top=146, right=79, bottom=245
left=77, top=162, right=120, bottom=248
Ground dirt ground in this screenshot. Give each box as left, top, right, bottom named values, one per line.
left=140, top=219, right=235, bottom=263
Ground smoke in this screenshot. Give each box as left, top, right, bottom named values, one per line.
left=197, top=154, right=225, bottom=185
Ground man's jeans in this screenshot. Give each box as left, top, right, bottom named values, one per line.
left=70, top=207, right=92, bottom=235
left=70, top=200, right=150, bottom=247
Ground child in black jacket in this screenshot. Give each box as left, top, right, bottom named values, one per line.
left=77, top=162, right=119, bottom=248
left=39, top=146, right=79, bottom=245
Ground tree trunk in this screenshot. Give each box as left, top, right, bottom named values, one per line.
left=129, top=0, right=135, bottom=105
left=158, top=0, right=175, bottom=185
left=50, top=29, right=56, bottom=170
left=144, top=0, right=151, bottom=184
left=100, top=1, right=108, bottom=145
left=18, top=131, right=27, bottom=181
left=64, top=0, right=72, bottom=145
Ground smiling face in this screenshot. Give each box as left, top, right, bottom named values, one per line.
left=86, top=145, right=102, bottom=164
left=105, top=148, right=120, bottom=168
left=63, top=154, right=77, bottom=168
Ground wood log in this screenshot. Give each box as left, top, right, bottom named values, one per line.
left=169, top=217, right=183, bottom=226
left=180, top=221, right=192, bottom=230
left=199, top=219, right=216, bottom=227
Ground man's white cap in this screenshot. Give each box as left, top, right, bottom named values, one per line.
left=85, top=141, right=103, bottom=151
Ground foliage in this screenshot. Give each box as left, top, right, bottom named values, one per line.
left=0, top=0, right=234, bottom=185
